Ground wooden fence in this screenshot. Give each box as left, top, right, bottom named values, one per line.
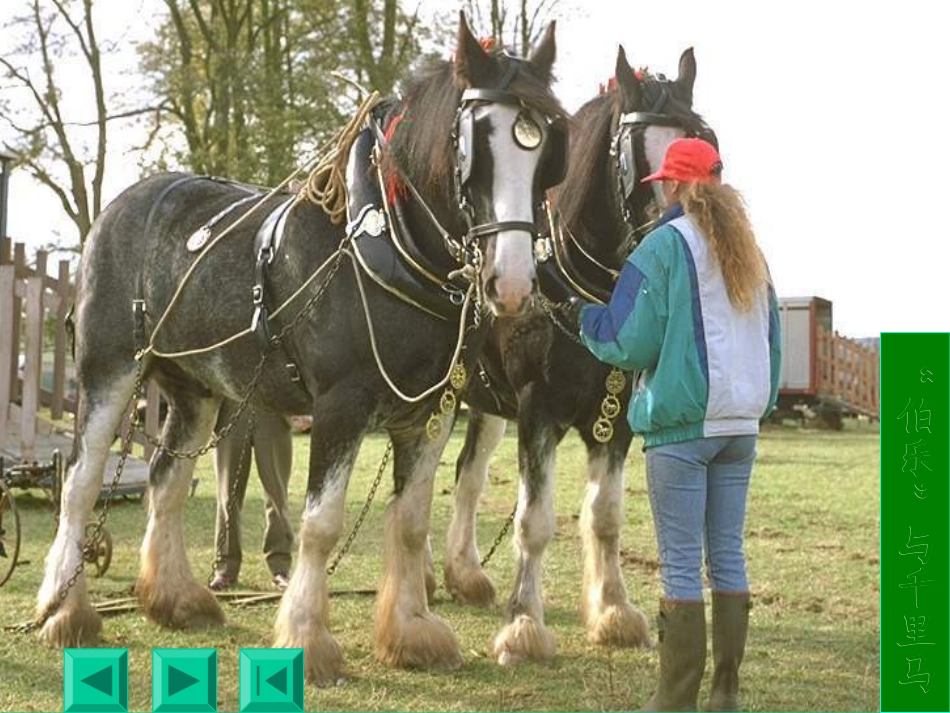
left=0, top=236, right=161, bottom=463
left=815, top=325, right=879, bottom=418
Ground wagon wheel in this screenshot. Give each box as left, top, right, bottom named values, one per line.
left=83, top=524, right=113, bottom=578
left=0, top=480, right=21, bottom=587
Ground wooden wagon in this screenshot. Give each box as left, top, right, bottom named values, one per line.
left=774, top=295, right=879, bottom=427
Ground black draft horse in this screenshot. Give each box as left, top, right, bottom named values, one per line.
left=443, top=47, right=717, bottom=664
left=36, top=15, right=566, bottom=685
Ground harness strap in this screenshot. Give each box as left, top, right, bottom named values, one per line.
left=466, top=220, right=536, bottom=240
left=134, top=175, right=205, bottom=354
left=367, top=116, right=466, bottom=262
left=249, top=198, right=304, bottom=383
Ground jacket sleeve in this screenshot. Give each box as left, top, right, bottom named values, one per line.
left=578, top=256, right=666, bottom=372
left=766, top=283, right=782, bottom=414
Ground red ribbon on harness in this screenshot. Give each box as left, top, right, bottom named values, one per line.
left=599, top=68, right=647, bottom=93
left=383, top=113, right=407, bottom=205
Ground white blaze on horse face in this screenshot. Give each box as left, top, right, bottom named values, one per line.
left=481, top=104, right=541, bottom=316
left=643, top=125, right=686, bottom=211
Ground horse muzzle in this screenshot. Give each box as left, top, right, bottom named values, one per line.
left=480, top=224, right=538, bottom=317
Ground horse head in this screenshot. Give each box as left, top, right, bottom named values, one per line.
left=548, top=47, right=716, bottom=270
left=386, top=13, right=567, bottom=317
left=610, top=46, right=718, bottom=251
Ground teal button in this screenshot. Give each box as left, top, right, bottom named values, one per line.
left=152, top=648, right=217, bottom=712
left=63, top=648, right=129, bottom=712
left=238, top=648, right=304, bottom=712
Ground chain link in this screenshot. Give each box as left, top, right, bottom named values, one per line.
left=326, top=441, right=391, bottom=576
left=11, top=249, right=349, bottom=635
left=208, top=408, right=256, bottom=586
left=480, top=502, right=517, bottom=568
left=15, top=365, right=147, bottom=634
left=538, top=293, right=584, bottom=345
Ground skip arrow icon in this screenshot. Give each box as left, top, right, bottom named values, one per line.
left=81, top=665, right=113, bottom=697
left=265, top=666, right=287, bottom=695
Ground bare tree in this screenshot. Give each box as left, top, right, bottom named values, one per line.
left=464, top=0, right=559, bottom=56
left=0, top=0, right=123, bottom=246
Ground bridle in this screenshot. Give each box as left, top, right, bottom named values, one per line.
left=610, top=74, right=716, bottom=245
left=452, top=90, right=567, bottom=248
left=450, top=57, right=567, bottom=264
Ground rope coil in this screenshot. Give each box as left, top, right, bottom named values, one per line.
left=296, top=91, right=382, bottom=225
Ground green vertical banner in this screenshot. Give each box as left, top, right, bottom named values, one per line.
left=881, top=333, right=949, bottom=711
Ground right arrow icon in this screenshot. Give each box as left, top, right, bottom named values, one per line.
left=167, top=665, right=200, bottom=697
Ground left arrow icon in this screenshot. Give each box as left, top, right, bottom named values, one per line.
left=81, top=665, right=113, bottom=696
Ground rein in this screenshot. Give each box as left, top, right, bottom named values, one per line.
left=140, top=93, right=382, bottom=361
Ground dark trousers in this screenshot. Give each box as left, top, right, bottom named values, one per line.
left=213, top=401, right=294, bottom=579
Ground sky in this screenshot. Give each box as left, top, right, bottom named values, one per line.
left=2, top=1, right=948, bottom=338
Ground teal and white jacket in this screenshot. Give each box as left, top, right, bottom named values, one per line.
left=579, top=205, right=782, bottom=448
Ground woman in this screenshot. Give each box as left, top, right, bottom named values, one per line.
left=566, top=137, right=781, bottom=711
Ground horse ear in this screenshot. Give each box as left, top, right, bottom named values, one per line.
left=615, top=45, right=643, bottom=109
left=455, top=11, right=493, bottom=88
left=675, top=47, right=697, bottom=105
left=528, top=21, right=557, bottom=81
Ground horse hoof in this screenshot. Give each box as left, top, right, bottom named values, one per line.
left=274, top=627, right=346, bottom=687
left=588, top=603, right=651, bottom=648
left=493, top=614, right=556, bottom=665
left=444, top=562, right=496, bottom=607
left=137, top=578, right=225, bottom=629
left=375, top=611, right=462, bottom=670
left=38, top=601, right=102, bottom=648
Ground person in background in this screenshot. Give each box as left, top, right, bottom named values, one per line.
left=209, top=400, right=294, bottom=592
left=564, top=137, right=781, bottom=711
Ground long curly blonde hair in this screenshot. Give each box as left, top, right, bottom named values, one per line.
left=678, top=182, right=769, bottom=311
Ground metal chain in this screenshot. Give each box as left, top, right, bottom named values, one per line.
left=272, top=249, right=346, bottom=344
left=138, top=354, right=269, bottom=460
left=537, top=293, right=584, bottom=345
left=480, top=502, right=518, bottom=568
left=9, top=247, right=349, bottom=634
left=208, top=408, right=256, bottom=586
left=12, top=365, right=147, bottom=634
left=138, top=249, right=347, bottom=460
left=326, top=441, right=391, bottom=576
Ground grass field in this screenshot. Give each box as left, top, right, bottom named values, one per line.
left=0, top=418, right=880, bottom=712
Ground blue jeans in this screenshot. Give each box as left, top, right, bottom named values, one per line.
left=645, top=435, right=756, bottom=601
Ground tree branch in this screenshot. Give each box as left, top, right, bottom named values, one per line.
left=48, top=0, right=94, bottom=63
left=22, top=157, right=80, bottom=225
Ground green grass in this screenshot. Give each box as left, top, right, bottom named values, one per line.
left=0, top=419, right=879, bottom=712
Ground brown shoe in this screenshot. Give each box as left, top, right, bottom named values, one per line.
left=209, top=573, right=235, bottom=592
left=272, top=572, right=290, bottom=591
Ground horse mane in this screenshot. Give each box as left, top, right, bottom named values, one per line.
left=553, top=72, right=714, bottom=260
left=550, top=92, right=614, bottom=229
left=383, top=49, right=566, bottom=205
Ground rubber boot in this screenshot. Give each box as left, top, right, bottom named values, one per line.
left=706, top=592, right=751, bottom=712
left=641, top=600, right=706, bottom=712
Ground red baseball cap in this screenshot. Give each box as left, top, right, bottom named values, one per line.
left=641, top=138, right=723, bottom=183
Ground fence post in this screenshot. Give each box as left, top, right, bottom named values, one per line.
left=0, top=264, right=14, bottom=451
left=21, top=275, right=44, bottom=460
left=9, top=241, right=24, bottom=402
left=52, top=259, right=71, bottom=420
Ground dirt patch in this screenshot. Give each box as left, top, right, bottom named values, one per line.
left=620, top=549, right=659, bottom=571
